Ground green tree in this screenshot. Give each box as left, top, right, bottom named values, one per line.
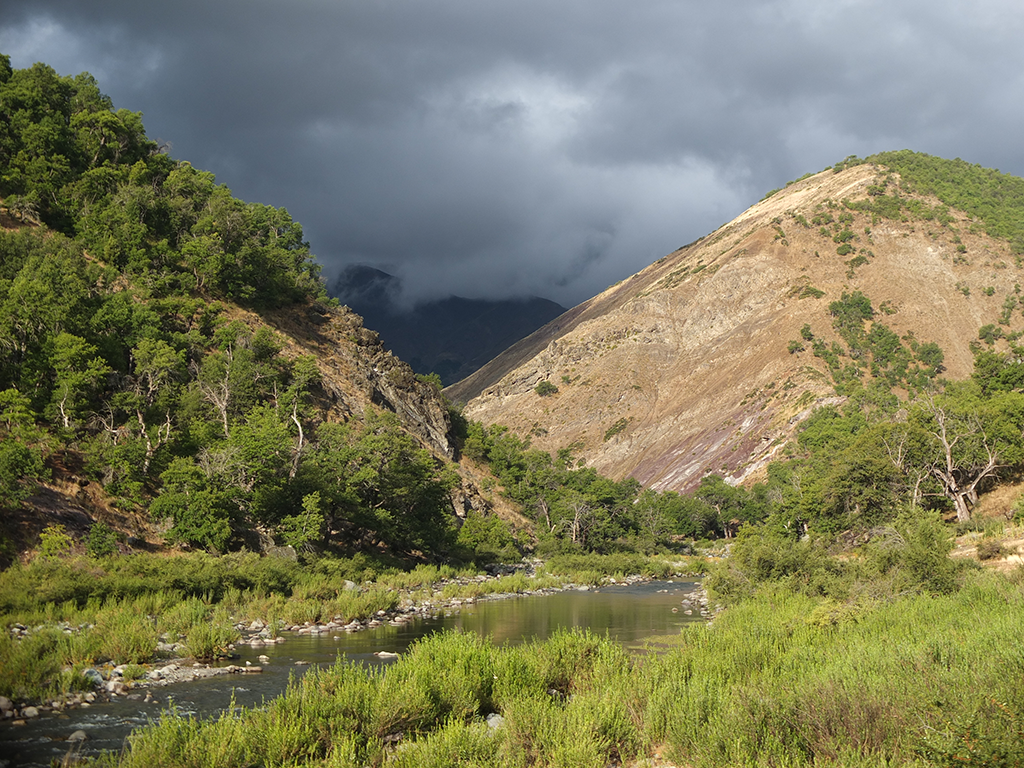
left=278, top=491, right=326, bottom=550
left=0, top=388, right=46, bottom=505
left=49, top=332, right=110, bottom=431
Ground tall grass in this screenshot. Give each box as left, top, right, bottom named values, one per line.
left=88, top=568, right=1024, bottom=768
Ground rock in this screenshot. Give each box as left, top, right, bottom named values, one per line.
left=343, top=580, right=358, bottom=591
left=106, top=681, right=128, bottom=695
left=147, top=670, right=164, bottom=681
left=486, top=713, right=505, bottom=729
left=20, top=706, right=39, bottom=719
left=258, top=655, right=270, bottom=663
left=0, top=696, right=13, bottom=712
left=82, top=668, right=104, bottom=687
left=266, top=545, right=298, bottom=561
left=248, top=619, right=266, bottom=631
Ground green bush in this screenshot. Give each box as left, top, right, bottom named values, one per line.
left=37, top=523, right=74, bottom=559
left=455, top=510, right=520, bottom=564
left=184, top=615, right=239, bottom=660
left=535, top=380, right=559, bottom=397
left=86, top=521, right=119, bottom=558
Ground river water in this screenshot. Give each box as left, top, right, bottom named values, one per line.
left=0, top=580, right=701, bottom=766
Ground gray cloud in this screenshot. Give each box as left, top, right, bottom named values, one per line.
left=3, top=0, right=1023, bottom=306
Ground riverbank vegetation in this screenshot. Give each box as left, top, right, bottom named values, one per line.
left=87, top=560, right=1024, bottom=768
left=0, top=548, right=698, bottom=704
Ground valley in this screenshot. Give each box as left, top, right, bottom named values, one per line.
left=2, top=52, right=1024, bottom=767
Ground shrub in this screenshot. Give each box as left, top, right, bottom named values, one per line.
left=975, top=538, right=1006, bottom=561
left=38, top=524, right=74, bottom=559
left=86, top=522, right=119, bottom=558
left=535, top=380, right=559, bottom=397
left=184, top=617, right=239, bottom=660
left=455, top=510, right=520, bottom=564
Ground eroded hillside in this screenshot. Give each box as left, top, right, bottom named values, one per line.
left=453, top=161, right=1020, bottom=491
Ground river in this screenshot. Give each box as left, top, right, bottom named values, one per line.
left=0, top=580, right=702, bottom=766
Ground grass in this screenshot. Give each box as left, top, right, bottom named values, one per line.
left=86, top=570, right=1024, bottom=766
left=0, top=549, right=690, bottom=703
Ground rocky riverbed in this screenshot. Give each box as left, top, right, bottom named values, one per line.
left=1, top=565, right=708, bottom=727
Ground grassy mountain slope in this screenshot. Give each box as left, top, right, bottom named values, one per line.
left=453, top=155, right=1024, bottom=493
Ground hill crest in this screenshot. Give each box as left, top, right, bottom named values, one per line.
left=453, top=160, right=1018, bottom=491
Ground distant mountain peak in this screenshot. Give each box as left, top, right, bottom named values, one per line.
left=328, top=265, right=567, bottom=386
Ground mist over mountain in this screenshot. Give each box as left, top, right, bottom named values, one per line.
left=330, top=266, right=566, bottom=386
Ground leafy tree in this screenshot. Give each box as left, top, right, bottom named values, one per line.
left=304, top=412, right=458, bottom=557
left=48, top=332, right=110, bottom=431
left=150, top=457, right=234, bottom=552
left=278, top=491, right=326, bottom=550
left=0, top=388, right=46, bottom=504
left=909, top=390, right=1021, bottom=522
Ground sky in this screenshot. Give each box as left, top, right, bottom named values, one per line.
left=3, top=1, right=1024, bottom=308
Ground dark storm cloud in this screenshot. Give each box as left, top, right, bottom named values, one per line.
left=3, top=0, right=1024, bottom=306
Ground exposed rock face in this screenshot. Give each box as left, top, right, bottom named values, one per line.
left=452, top=164, right=1017, bottom=491
left=265, top=303, right=454, bottom=458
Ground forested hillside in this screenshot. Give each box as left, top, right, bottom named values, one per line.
left=6, top=50, right=1024, bottom=571
left=0, top=54, right=471, bottom=563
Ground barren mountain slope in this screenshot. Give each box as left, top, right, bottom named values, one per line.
left=452, top=163, right=1018, bottom=492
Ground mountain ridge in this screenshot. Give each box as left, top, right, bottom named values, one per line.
left=453, top=157, right=1019, bottom=492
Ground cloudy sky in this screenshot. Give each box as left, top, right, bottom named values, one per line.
left=3, top=1, right=1023, bottom=307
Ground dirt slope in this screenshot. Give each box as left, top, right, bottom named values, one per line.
left=452, top=163, right=1018, bottom=491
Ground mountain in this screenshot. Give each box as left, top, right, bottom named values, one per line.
left=0, top=55, right=522, bottom=563
left=330, top=266, right=566, bottom=386
left=450, top=153, right=1024, bottom=493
